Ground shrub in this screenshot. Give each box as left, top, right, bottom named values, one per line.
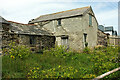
left=3, top=42, right=31, bottom=59
left=83, top=47, right=90, bottom=54
left=91, top=46, right=119, bottom=76
left=94, top=45, right=105, bottom=50
left=43, top=46, right=71, bottom=58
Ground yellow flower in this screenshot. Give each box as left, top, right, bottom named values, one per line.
left=67, top=74, right=70, bottom=77
left=11, top=48, right=14, bottom=51
left=75, top=69, right=78, bottom=72
left=30, top=69, right=32, bottom=72
left=34, top=67, right=36, bottom=69
left=45, top=75, right=48, bottom=78
left=11, top=55, right=15, bottom=59
left=64, top=73, right=66, bottom=75
left=53, top=68, right=55, bottom=70
left=37, top=67, right=39, bottom=70
left=58, top=65, right=61, bottom=68
left=34, top=71, right=36, bottom=73
left=42, top=70, right=45, bottom=73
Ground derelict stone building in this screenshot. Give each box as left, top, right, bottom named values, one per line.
left=29, top=6, right=98, bottom=50
left=0, top=16, right=55, bottom=52
left=0, top=6, right=112, bottom=52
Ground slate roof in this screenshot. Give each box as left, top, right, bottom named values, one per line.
left=8, top=21, right=53, bottom=36
left=29, top=6, right=90, bottom=23
left=0, top=16, right=9, bottom=24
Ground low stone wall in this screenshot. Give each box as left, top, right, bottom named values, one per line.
left=2, top=32, right=55, bottom=52
left=109, top=36, right=120, bottom=46
left=97, top=30, right=108, bottom=46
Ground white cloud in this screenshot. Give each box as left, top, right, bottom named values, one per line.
left=0, top=2, right=82, bottom=23
left=95, top=8, right=118, bottom=31
left=0, top=1, right=118, bottom=33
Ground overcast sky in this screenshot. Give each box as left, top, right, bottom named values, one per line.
left=0, top=0, right=119, bottom=33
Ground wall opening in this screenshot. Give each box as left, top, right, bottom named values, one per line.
left=30, top=36, right=35, bottom=45
left=61, top=35, right=69, bottom=49
left=83, top=33, right=88, bottom=47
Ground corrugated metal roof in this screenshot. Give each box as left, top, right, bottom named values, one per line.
left=105, top=26, right=113, bottom=31
left=29, top=6, right=90, bottom=23
left=8, top=21, right=53, bottom=36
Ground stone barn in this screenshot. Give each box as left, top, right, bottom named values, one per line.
left=1, top=6, right=115, bottom=52
left=0, top=16, right=55, bottom=52
left=29, top=6, right=98, bottom=51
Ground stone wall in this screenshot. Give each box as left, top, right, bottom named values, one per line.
left=1, top=23, right=55, bottom=52
left=35, top=8, right=98, bottom=51
left=18, top=34, right=55, bottom=52
left=97, top=30, right=108, bottom=46
left=109, top=36, right=120, bottom=46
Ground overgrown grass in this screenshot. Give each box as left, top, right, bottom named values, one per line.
left=2, top=45, right=120, bottom=79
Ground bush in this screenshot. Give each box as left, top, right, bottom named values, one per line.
left=83, top=47, right=90, bottom=54
left=3, top=42, right=31, bottom=59
left=43, top=46, right=71, bottom=58
left=94, top=45, right=105, bottom=50
left=90, top=46, right=119, bottom=76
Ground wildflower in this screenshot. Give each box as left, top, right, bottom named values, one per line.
left=42, top=70, right=45, bottom=73
left=58, top=65, right=61, bottom=68
left=28, top=73, right=31, bottom=75
left=53, top=68, right=55, bottom=70
left=34, top=70, right=36, bottom=73
left=30, top=70, right=32, bottom=72
left=64, top=73, right=66, bottom=75
left=37, top=67, right=39, bottom=70
left=75, top=69, right=78, bottom=72
left=34, top=67, right=36, bottom=69
left=45, top=75, right=48, bottom=78
left=11, top=55, right=15, bottom=59
left=67, top=74, right=70, bottom=77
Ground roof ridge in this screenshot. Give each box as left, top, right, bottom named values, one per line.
left=35, top=6, right=90, bottom=19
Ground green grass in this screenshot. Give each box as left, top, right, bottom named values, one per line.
left=2, top=46, right=120, bottom=79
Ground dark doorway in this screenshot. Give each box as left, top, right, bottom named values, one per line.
left=83, top=33, right=88, bottom=47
